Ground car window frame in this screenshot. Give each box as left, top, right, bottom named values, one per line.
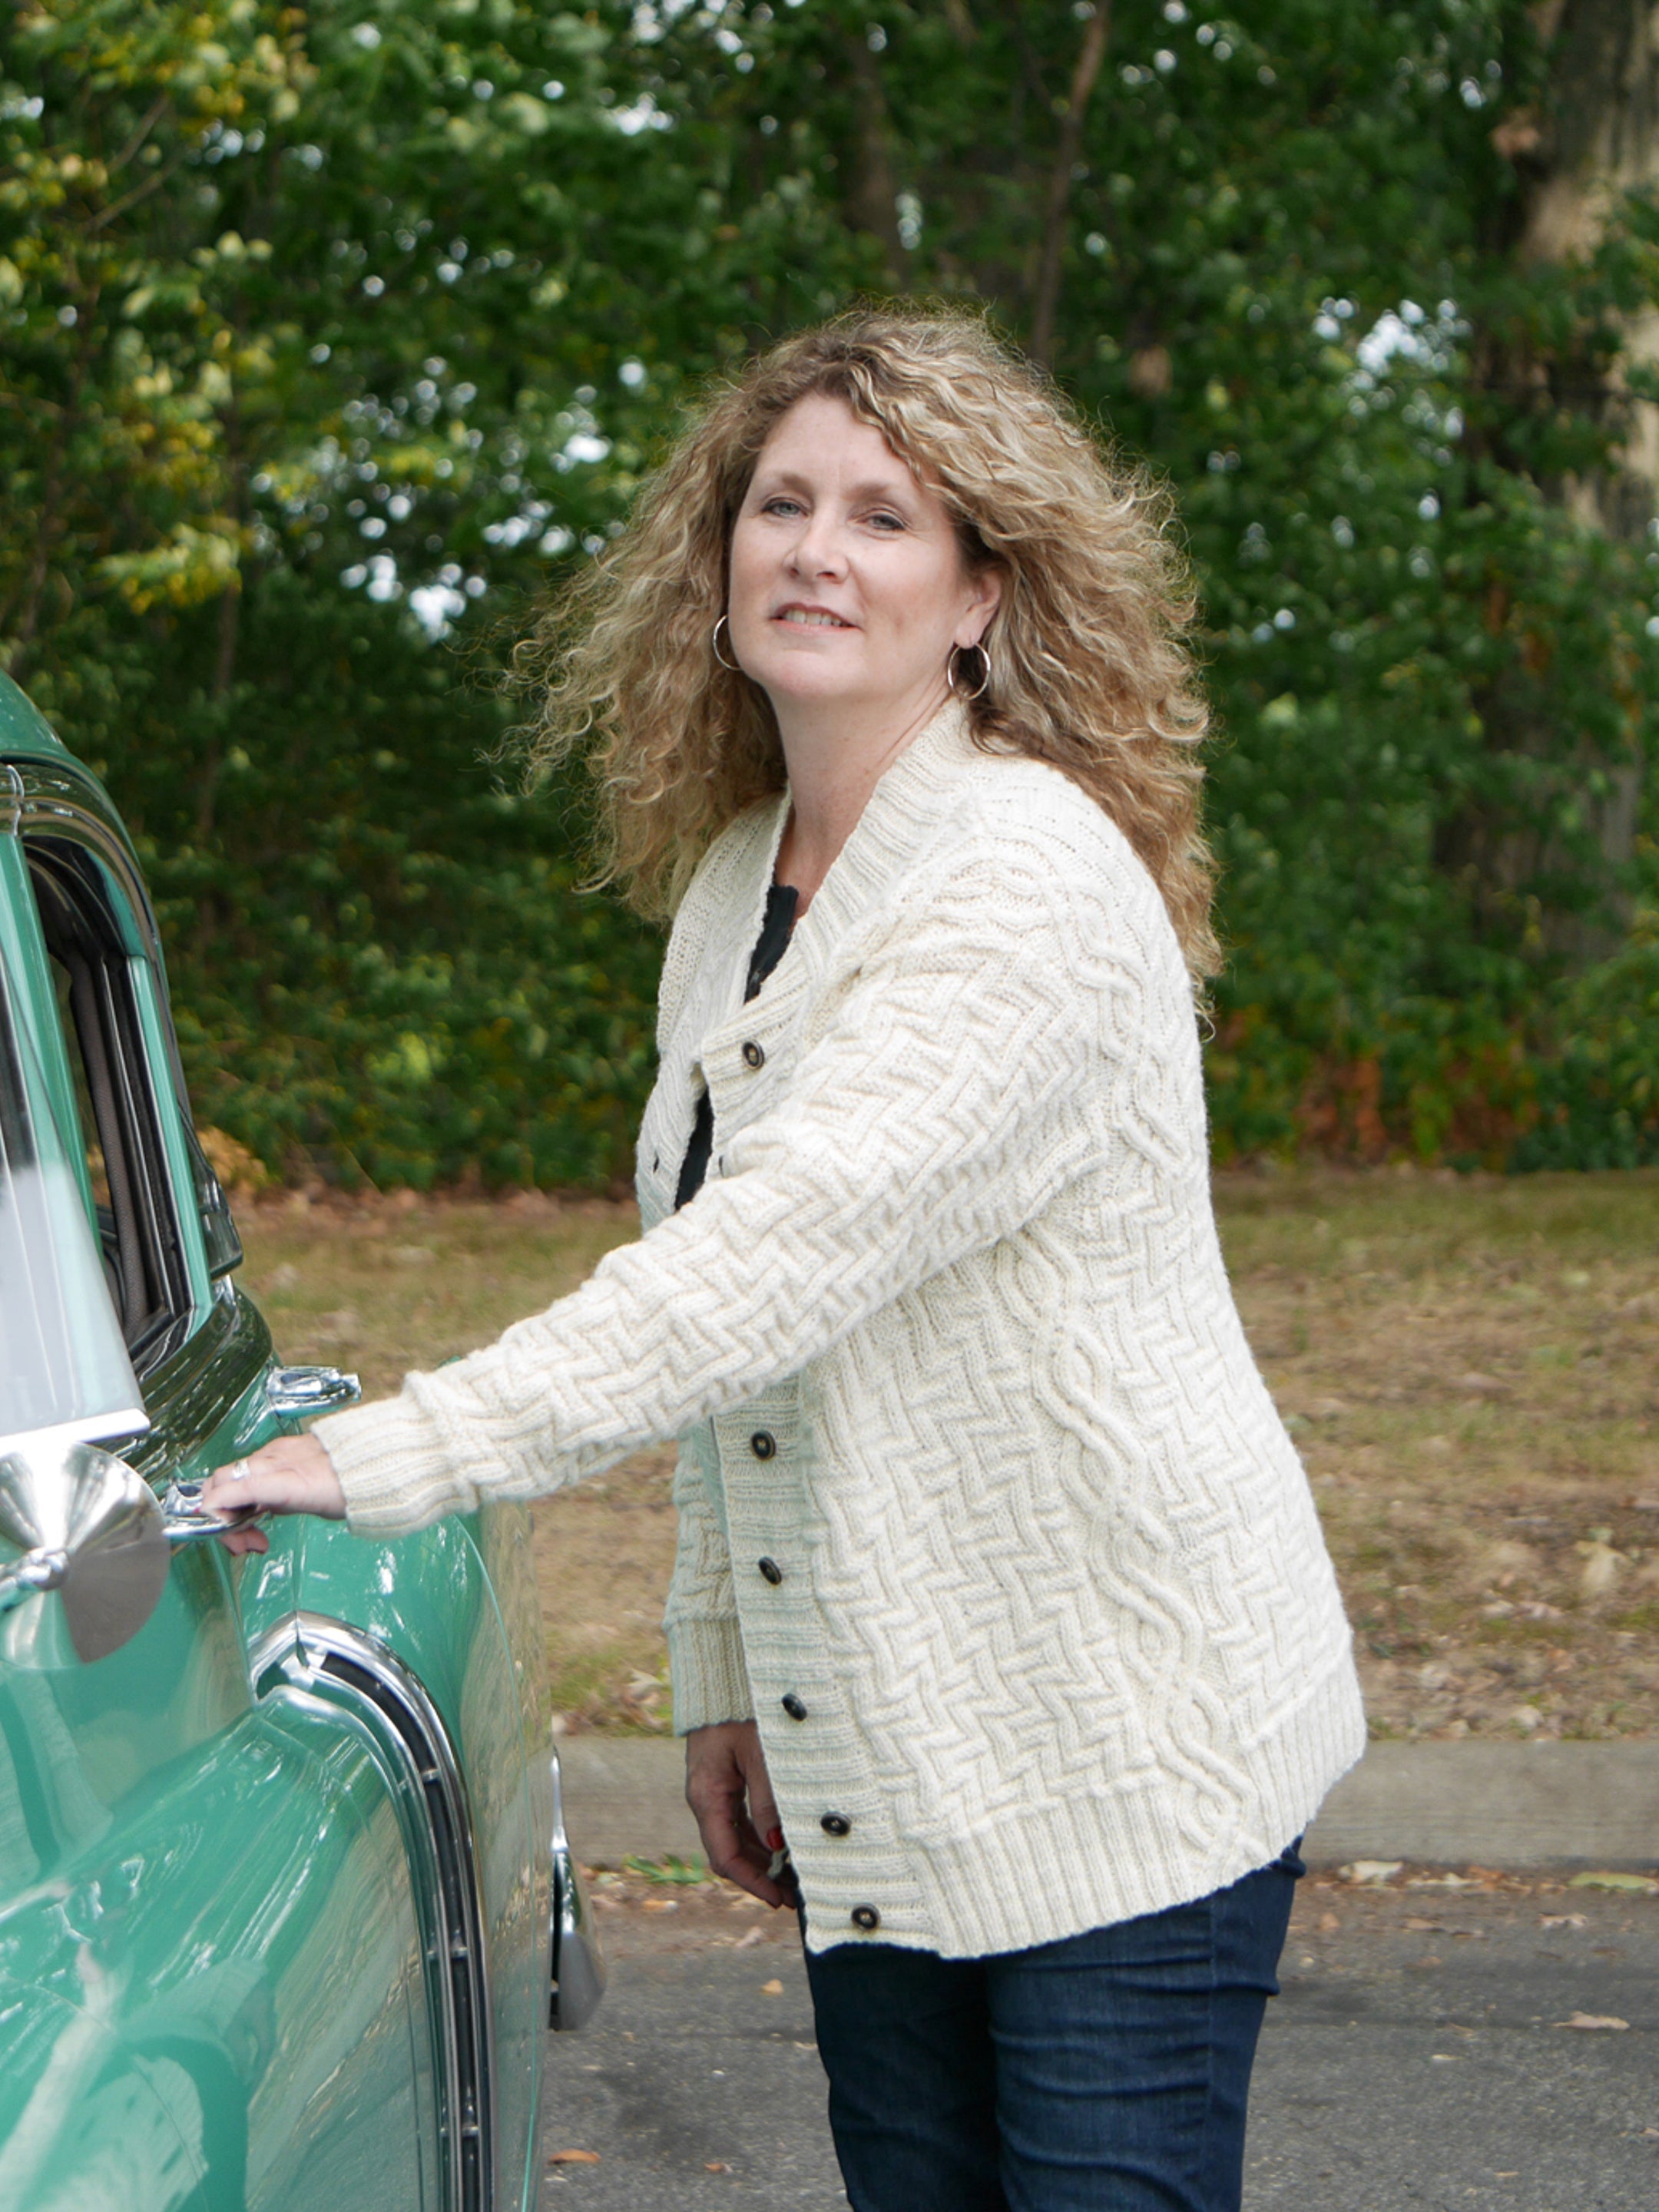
left=9, top=765, right=236, bottom=1379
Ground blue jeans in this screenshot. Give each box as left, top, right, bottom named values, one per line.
left=803, top=1842, right=1303, bottom=2212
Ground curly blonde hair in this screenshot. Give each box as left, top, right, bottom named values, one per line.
left=520, top=308, right=1218, bottom=978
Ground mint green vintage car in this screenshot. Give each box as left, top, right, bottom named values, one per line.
left=0, top=673, right=603, bottom=2211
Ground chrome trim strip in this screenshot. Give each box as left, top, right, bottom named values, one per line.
left=11, top=762, right=164, bottom=967
left=548, top=1749, right=607, bottom=2032
left=250, top=1614, right=495, bottom=2212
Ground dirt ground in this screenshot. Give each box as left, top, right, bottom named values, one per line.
left=573, top=1855, right=1658, bottom=1959
left=237, top=1167, right=1659, bottom=1743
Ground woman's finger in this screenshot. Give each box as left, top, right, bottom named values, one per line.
left=686, top=1727, right=789, bottom=1907
left=200, top=1434, right=347, bottom=1522
left=215, top=1525, right=271, bottom=1557
left=735, top=1734, right=781, bottom=1846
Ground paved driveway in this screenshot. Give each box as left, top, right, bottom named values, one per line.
left=541, top=1873, right=1657, bottom=2211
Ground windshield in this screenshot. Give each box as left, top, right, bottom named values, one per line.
left=0, top=943, right=147, bottom=1459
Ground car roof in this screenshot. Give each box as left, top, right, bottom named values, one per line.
left=0, top=674, right=78, bottom=769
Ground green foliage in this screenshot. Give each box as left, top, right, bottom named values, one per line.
left=621, top=1853, right=707, bottom=1886
left=4, top=0, right=1657, bottom=1183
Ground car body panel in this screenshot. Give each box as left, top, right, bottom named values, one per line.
left=0, top=671, right=604, bottom=2209
left=298, top=1515, right=546, bottom=2200
left=0, top=1691, right=439, bottom=2211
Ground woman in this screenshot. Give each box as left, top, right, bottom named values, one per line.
left=206, top=310, right=1364, bottom=2211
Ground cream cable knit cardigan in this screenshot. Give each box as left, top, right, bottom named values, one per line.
left=316, top=700, right=1365, bottom=1959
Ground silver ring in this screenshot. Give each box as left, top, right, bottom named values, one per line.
left=227, top=1457, right=253, bottom=1483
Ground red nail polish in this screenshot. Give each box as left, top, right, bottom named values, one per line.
left=766, top=1827, right=785, bottom=1853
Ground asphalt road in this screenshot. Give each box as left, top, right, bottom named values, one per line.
left=539, top=1873, right=1658, bottom=2212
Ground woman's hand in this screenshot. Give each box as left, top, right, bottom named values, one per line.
left=684, top=1720, right=795, bottom=1909
left=199, top=1433, right=348, bottom=1556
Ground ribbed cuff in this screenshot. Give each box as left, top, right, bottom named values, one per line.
left=667, top=1617, right=754, bottom=1734
left=313, top=1393, right=473, bottom=1539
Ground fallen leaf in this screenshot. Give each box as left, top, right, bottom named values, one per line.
left=704, top=2163, right=732, bottom=2174
left=1552, top=2012, right=1628, bottom=2032
left=1317, top=1911, right=1340, bottom=1933
left=760, top=1978, right=783, bottom=1995
left=641, top=1898, right=679, bottom=1913
left=548, top=2149, right=601, bottom=2164
left=733, top=1926, right=764, bottom=1950
left=1568, top=1870, right=1657, bottom=1895
left=1339, top=1859, right=1402, bottom=1886
left=1539, top=1913, right=1587, bottom=1929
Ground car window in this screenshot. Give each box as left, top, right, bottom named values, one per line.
left=25, top=841, right=193, bottom=1366
left=0, top=945, right=147, bottom=1456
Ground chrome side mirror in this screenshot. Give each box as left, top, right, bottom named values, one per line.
left=0, top=1439, right=168, bottom=1664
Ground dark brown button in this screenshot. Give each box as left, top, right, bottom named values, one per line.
left=781, top=1693, right=807, bottom=1721
left=850, top=1905, right=881, bottom=1932
left=820, top=1813, right=851, bottom=1837
left=757, top=1557, right=783, bottom=1585
left=750, top=1430, right=776, bottom=1460
left=741, top=1040, right=765, bottom=1069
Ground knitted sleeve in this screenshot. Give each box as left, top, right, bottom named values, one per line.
left=661, top=1439, right=753, bottom=1734
left=313, top=835, right=1155, bottom=1536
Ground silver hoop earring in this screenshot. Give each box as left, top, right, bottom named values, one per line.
left=712, top=614, right=740, bottom=672
left=948, top=641, right=992, bottom=701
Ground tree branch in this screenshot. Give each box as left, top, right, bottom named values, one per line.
left=1029, top=2, right=1111, bottom=368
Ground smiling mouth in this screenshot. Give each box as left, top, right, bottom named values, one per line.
left=775, top=607, right=854, bottom=629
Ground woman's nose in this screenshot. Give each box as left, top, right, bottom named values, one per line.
left=787, top=515, right=847, bottom=578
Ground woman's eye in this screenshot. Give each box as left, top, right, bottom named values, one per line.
left=866, top=510, right=906, bottom=531
left=763, top=497, right=804, bottom=518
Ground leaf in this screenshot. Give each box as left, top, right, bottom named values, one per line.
left=760, top=1978, right=783, bottom=1995
left=1339, top=1860, right=1402, bottom=1886
left=1568, top=1871, right=1658, bottom=1894
left=1552, top=2013, right=1629, bottom=2032
left=547, top=2148, right=601, bottom=2163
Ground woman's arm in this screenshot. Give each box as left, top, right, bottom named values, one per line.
left=212, top=830, right=1174, bottom=1538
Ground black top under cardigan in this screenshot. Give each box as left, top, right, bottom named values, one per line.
left=673, top=882, right=799, bottom=1210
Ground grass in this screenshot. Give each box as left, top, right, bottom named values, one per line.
left=237, top=1168, right=1659, bottom=1741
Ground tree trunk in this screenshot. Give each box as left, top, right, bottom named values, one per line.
left=844, top=32, right=909, bottom=289
left=6, top=300, right=99, bottom=687
left=1522, top=0, right=1659, bottom=540
left=1446, top=0, right=1659, bottom=962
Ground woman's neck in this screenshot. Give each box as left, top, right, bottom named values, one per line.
left=772, top=680, right=951, bottom=907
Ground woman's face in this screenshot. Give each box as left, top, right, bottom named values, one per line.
left=727, top=393, right=1000, bottom=724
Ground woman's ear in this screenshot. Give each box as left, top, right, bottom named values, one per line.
left=961, top=562, right=1004, bottom=645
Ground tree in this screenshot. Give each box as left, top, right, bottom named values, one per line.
left=5, top=0, right=1658, bottom=1181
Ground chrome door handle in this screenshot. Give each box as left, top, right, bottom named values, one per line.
left=162, top=1477, right=263, bottom=1545
left=265, top=1366, right=361, bottom=1417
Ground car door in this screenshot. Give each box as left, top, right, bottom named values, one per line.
left=0, top=776, right=452, bottom=2211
